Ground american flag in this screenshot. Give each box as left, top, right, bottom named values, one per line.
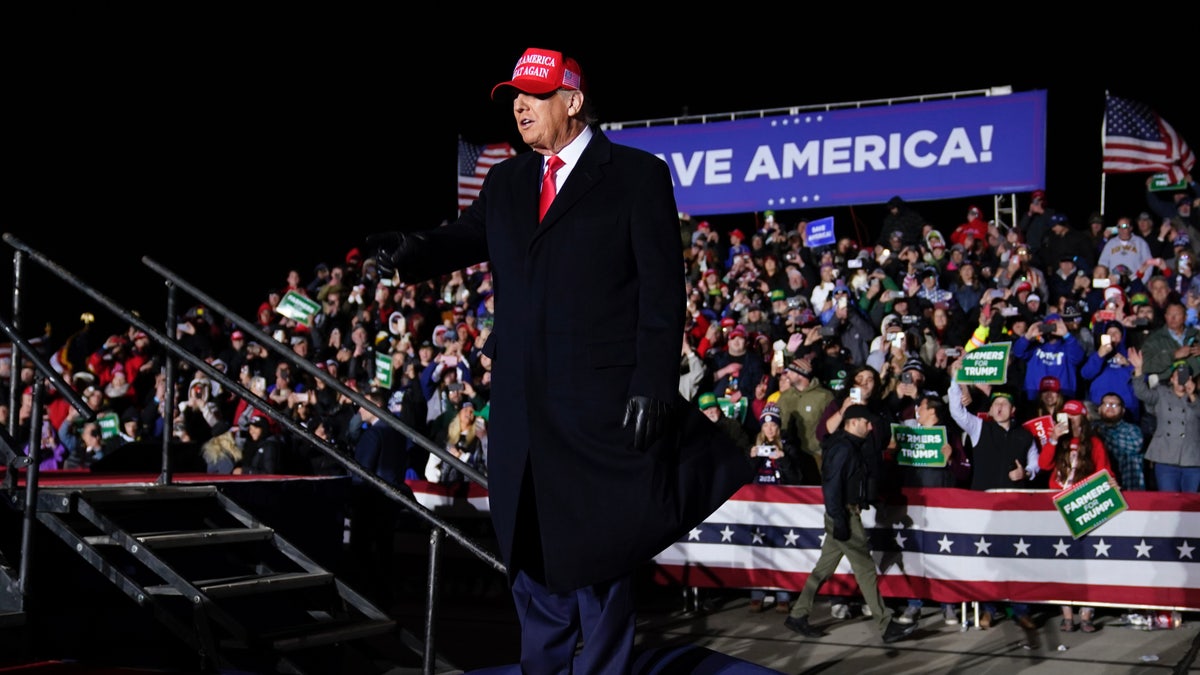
left=458, top=137, right=517, bottom=211
left=1103, top=95, right=1196, bottom=184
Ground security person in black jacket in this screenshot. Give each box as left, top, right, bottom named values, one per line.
left=784, top=405, right=918, bottom=644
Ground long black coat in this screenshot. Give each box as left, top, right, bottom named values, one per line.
left=392, top=129, right=752, bottom=591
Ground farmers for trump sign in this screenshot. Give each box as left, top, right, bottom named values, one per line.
left=957, top=342, right=1011, bottom=385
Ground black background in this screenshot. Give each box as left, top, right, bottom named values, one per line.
left=6, top=24, right=1190, bottom=348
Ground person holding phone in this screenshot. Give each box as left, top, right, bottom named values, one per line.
left=1129, top=348, right=1200, bottom=492
left=746, top=403, right=803, bottom=614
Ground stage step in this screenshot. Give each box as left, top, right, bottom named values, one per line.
left=30, top=484, right=406, bottom=673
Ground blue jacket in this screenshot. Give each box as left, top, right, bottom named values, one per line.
left=1081, top=322, right=1140, bottom=421
left=1013, top=332, right=1086, bottom=400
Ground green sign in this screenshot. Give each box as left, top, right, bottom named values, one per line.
left=1149, top=173, right=1187, bottom=192
left=1053, top=469, right=1127, bottom=539
left=890, top=424, right=949, bottom=467
left=96, top=412, right=120, bottom=440
left=374, top=350, right=393, bottom=389
left=956, top=342, right=1011, bottom=385
left=275, top=291, right=321, bottom=327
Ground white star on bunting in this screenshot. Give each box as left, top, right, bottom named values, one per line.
left=1013, top=538, right=1031, bottom=556
left=1053, top=539, right=1072, bottom=557
left=974, top=538, right=992, bottom=555
left=1134, top=539, right=1153, bottom=558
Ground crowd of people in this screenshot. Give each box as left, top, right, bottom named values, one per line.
left=3, top=174, right=1198, bottom=634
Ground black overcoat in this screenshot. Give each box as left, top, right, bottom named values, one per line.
left=395, top=129, right=752, bottom=591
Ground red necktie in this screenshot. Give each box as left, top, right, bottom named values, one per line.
left=539, top=155, right=564, bottom=222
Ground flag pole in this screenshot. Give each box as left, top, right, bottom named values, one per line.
left=1100, top=90, right=1108, bottom=217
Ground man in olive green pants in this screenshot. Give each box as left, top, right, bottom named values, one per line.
left=783, top=405, right=917, bottom=644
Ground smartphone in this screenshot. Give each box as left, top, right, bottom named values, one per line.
left=901, top=372, right=914, bottom=385
left=944, top=347, right=961, bottom=358
left=1100, top=334, right=1112, bottom=347
left=892, top=291, right=905, bottom=299
left=1092, top=278, right=1111, bottom=289
left=849, top=386, right=863, bottom=404
left=1001, top=306, right=1019, bottom=317
left=838, top=297, right=848, bottom=309
left=847, top=258, right=863, bottom=269
left=1056, top=413, right=1068, bottom=425
left=756, top=446, right=773, bottom=457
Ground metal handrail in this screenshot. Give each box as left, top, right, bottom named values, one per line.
left=2, top=232, right=506, bottom=673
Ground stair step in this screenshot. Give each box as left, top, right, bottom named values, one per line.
left=83, top=526, right=275, bottom=549
left=138, top=526, right=275, bottom=549
left=145, top=571, right=335, bottom=599
left=267, top=618, right=397, bottom=652
left=76, top=486, right=219, bottom=503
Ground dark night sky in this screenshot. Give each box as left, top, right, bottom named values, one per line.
left=7, top=26, right=1190, bottom=347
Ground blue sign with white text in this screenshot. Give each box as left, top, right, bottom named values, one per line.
left=607, top=90, right=1047, bottom=216
left=805, top=216, right=836, bottom=247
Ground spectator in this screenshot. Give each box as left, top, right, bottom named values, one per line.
left=1098, top=216, right=1153, bottom=275
left=58, top=414, right=105, bottom=470
left=424, top=400, right=485, bottom=485
left=1140, top=301, right=1200, bottom=380
left=1018, top=189, right=1056, bottom=254
left=201, top=429, right=243, bottom=475
left=876, top=196, right=926, bottom=251
left=950, top=205, right=989, bottom=248
left=1134, top=211, right=1174, bottom=261
left=1129, top=351, right=1200, bottom=492
left=348, top=387, right=410, bottom=603
left=698, top=391, right=752, bottom=450
left=774, top=358, right=830, bottom=480
left=1046, top=254, right=1086, bottom=307
left=1039, top=398, right=1112, bottom=632
left=1012, top=312, right=1087, bottom=403
left=946, top=368, right=1038, bottom=629
left=893, top=394, right=966, bottom=626
left=241, top=414, right=283, bottom=474
left=747, top=403, right=802, bottom=614
left=707, top=323, right=766, bottom=401
left=1040, top=214, right=1096, bottom=280
left=1081, top=320, right=1140, bottom=422
left=1093, top=392, right=1146, bottom=491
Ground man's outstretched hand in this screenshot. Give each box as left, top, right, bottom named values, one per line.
left=366, top=231, right=411, bottom=279
left=623, top=396, right=671, bottom=453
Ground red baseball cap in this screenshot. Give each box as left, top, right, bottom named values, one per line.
left=1038, top=376, right=1060, bottom=393
left=1062, top=400, right=1086, bottom=416
left=491, top=48, right=584, bottom=100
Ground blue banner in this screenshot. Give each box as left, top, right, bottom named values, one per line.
left=608, top=90, right=1047, bottom=216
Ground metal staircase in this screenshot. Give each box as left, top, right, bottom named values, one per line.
left=30, top=482, right=403, bottom=674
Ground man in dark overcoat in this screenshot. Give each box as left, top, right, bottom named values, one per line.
left=368, top=47, right=752, bottom=673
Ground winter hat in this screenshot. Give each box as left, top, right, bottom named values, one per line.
left=842, top=405, right=872, bottom=423
left=759, top=403, right=781, bottom=425
left=786, top=360, right=813, bottom=378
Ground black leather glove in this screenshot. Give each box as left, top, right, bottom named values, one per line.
left=832, top=521, right=851, bottom=542
left=622, top=395, right=671, bottom=453
left=366, top=231, right=421, bottom=279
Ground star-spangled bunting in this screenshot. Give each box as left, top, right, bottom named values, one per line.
left=401, top=480, right=1200, bottom=609
left=1103, top=95, right=1196, bottom=184
left=653, top=485, right=1200, bottom=609
left=457, top=137, right=517, bottom=212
